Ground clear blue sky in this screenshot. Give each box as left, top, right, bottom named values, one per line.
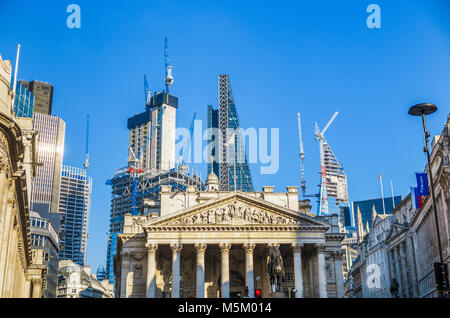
left=1, top=0, right=449, bottom=271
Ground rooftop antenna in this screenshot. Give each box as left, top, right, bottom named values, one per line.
left=83, top=115, right=90, bottom=170
left=11, top=44, right=21, bottom=115
left=164, top=37, right=173, bottom=93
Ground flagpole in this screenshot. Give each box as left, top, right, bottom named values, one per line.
left=379, top=174, right=386, bottom=215
left=390, top=180, right=395, bottom=209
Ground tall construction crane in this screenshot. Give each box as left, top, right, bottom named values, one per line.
left=297, top=113, right=306, bottom=196
left=164, top=37, right=174, bottom=93
left=314, top=111, right=339, bottom=216
left=83, top=115, right=90, bottom=170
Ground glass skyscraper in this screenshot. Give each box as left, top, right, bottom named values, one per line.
left=58, top=166, right=92, bottom=266
left=352, top=196, right=402, bottom=230
left=31, top=112, right=66, bottom=215
left=20, top=80, right=54, bottom=115
left=13, top=80, right=34, bottom=118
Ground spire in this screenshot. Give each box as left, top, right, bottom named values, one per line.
left=372, top=204, right=377, bottom=224
left=365, top=221, right=370, bottom=234
left=357, top=205, right=364, bottom=242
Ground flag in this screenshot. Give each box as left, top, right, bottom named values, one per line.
left=416, top=172, right=429, bottom=196
left=411, top=187, right=422, bottom=210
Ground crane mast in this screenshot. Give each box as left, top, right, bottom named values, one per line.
left=83, top=115, right=90, bottom=170
left=297, top=113, right=306, bottom=196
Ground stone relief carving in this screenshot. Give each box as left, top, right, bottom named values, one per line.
left=167, top=202, right=299, bottom=225
left=0, top=131, right=9, bottom=151
left=131, top=216, right=148, bottom=232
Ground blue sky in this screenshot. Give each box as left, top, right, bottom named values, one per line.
left=1, top=0, right=449, bottom=271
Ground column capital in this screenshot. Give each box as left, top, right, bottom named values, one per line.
left=316, top=243, right=326, bottom=253
left=170, top=243, right=183, bottom=253
left=145, top=243, right=158, bottom=253
left=195, top=243, right=207, bottom=254
left=267, top=242, right=280, bottom=250
left=243, top=243, right=256, bottom=254
left=292, top=243, right=304, bottom=252
left=219, top=243, right=231, bottom=253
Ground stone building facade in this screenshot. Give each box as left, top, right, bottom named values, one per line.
left=409, top=114, right=450, bottom=298
left=114, top=173, right=345, bottom=298
left=347, top=114, right=450, bottom=298
left=0, top=53, right=44, bottom=297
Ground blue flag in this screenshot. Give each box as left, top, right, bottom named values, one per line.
left=416, top=172, right=429, bottom=196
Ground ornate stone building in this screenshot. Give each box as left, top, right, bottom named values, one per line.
left=409, top=114, right=450, bottom=298
left=0, top=53, right=44, bottom=297
left=347, top=114, right=450, bottom=298
left=114, top=173, right=345, bottom=298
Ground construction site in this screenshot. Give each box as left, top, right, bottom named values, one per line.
left=105, top=38, right=355, bottom=285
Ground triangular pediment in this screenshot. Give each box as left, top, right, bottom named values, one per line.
left=146, top=192, right=330, bottom=228
left=386, top=222, right=408, bottom=242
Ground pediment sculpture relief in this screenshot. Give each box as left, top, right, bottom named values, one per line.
left=167, top=202, right=300, bottom=225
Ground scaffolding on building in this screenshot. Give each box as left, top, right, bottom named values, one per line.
left=105, top=167, right=203, bottom=284
left=208, top=74, right=254, bottom=192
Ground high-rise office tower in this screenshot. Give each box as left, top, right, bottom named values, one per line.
left=127, top=92, right=178, bottom=171
left=13, top=80, right=34, bottom=118
left=207, top=74, right=254, bottom=191
left=58, top=165, right=92, bottom=266
left=20, top=80, right=54, bottom=115
left=31, top=112, right=65, bottom=215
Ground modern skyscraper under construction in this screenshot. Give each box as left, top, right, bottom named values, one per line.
left=314, top=112, right=350, bottom=232
left=106, top=39, right=203, bottom=284
left=207, top=74, right=254, bottom=192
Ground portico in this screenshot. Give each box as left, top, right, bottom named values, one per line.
left=116, top=190, right=345, bottom=298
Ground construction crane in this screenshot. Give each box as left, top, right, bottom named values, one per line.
left=164, top=37, right=174, bottom=93
left=83, top=115, right=90, bottom=170
left=314, top=111, right=339, bottom=216
left=297, top=113, right=306, bottom=196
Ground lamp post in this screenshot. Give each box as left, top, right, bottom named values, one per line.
left=408, top=103, right=445, bottom=296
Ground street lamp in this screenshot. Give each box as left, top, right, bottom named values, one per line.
left=408, top=103, right=445, bottom=296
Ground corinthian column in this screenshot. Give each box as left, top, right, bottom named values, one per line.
left=170, top=243, right=183, bottom=298
left=195, top=243, right=207, bottom=298
left=292, top=243, right=304, bottom=298
left=317, top=244, right=327, bottom=298
left=145, top=243, right=158, bottom=298
left=31, top=278, right=42, bottom=298
left=219, top=243, right=231, bottom=298
left=243, top=243, right=255, bottom=298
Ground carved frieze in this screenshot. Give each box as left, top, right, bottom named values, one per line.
left=166, top=202, right=300, bottom=226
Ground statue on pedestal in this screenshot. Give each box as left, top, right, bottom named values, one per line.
left=268, top=244, right=285, bottom=293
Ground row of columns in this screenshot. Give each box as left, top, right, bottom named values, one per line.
left=144, top=242, right=332, bottom=298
